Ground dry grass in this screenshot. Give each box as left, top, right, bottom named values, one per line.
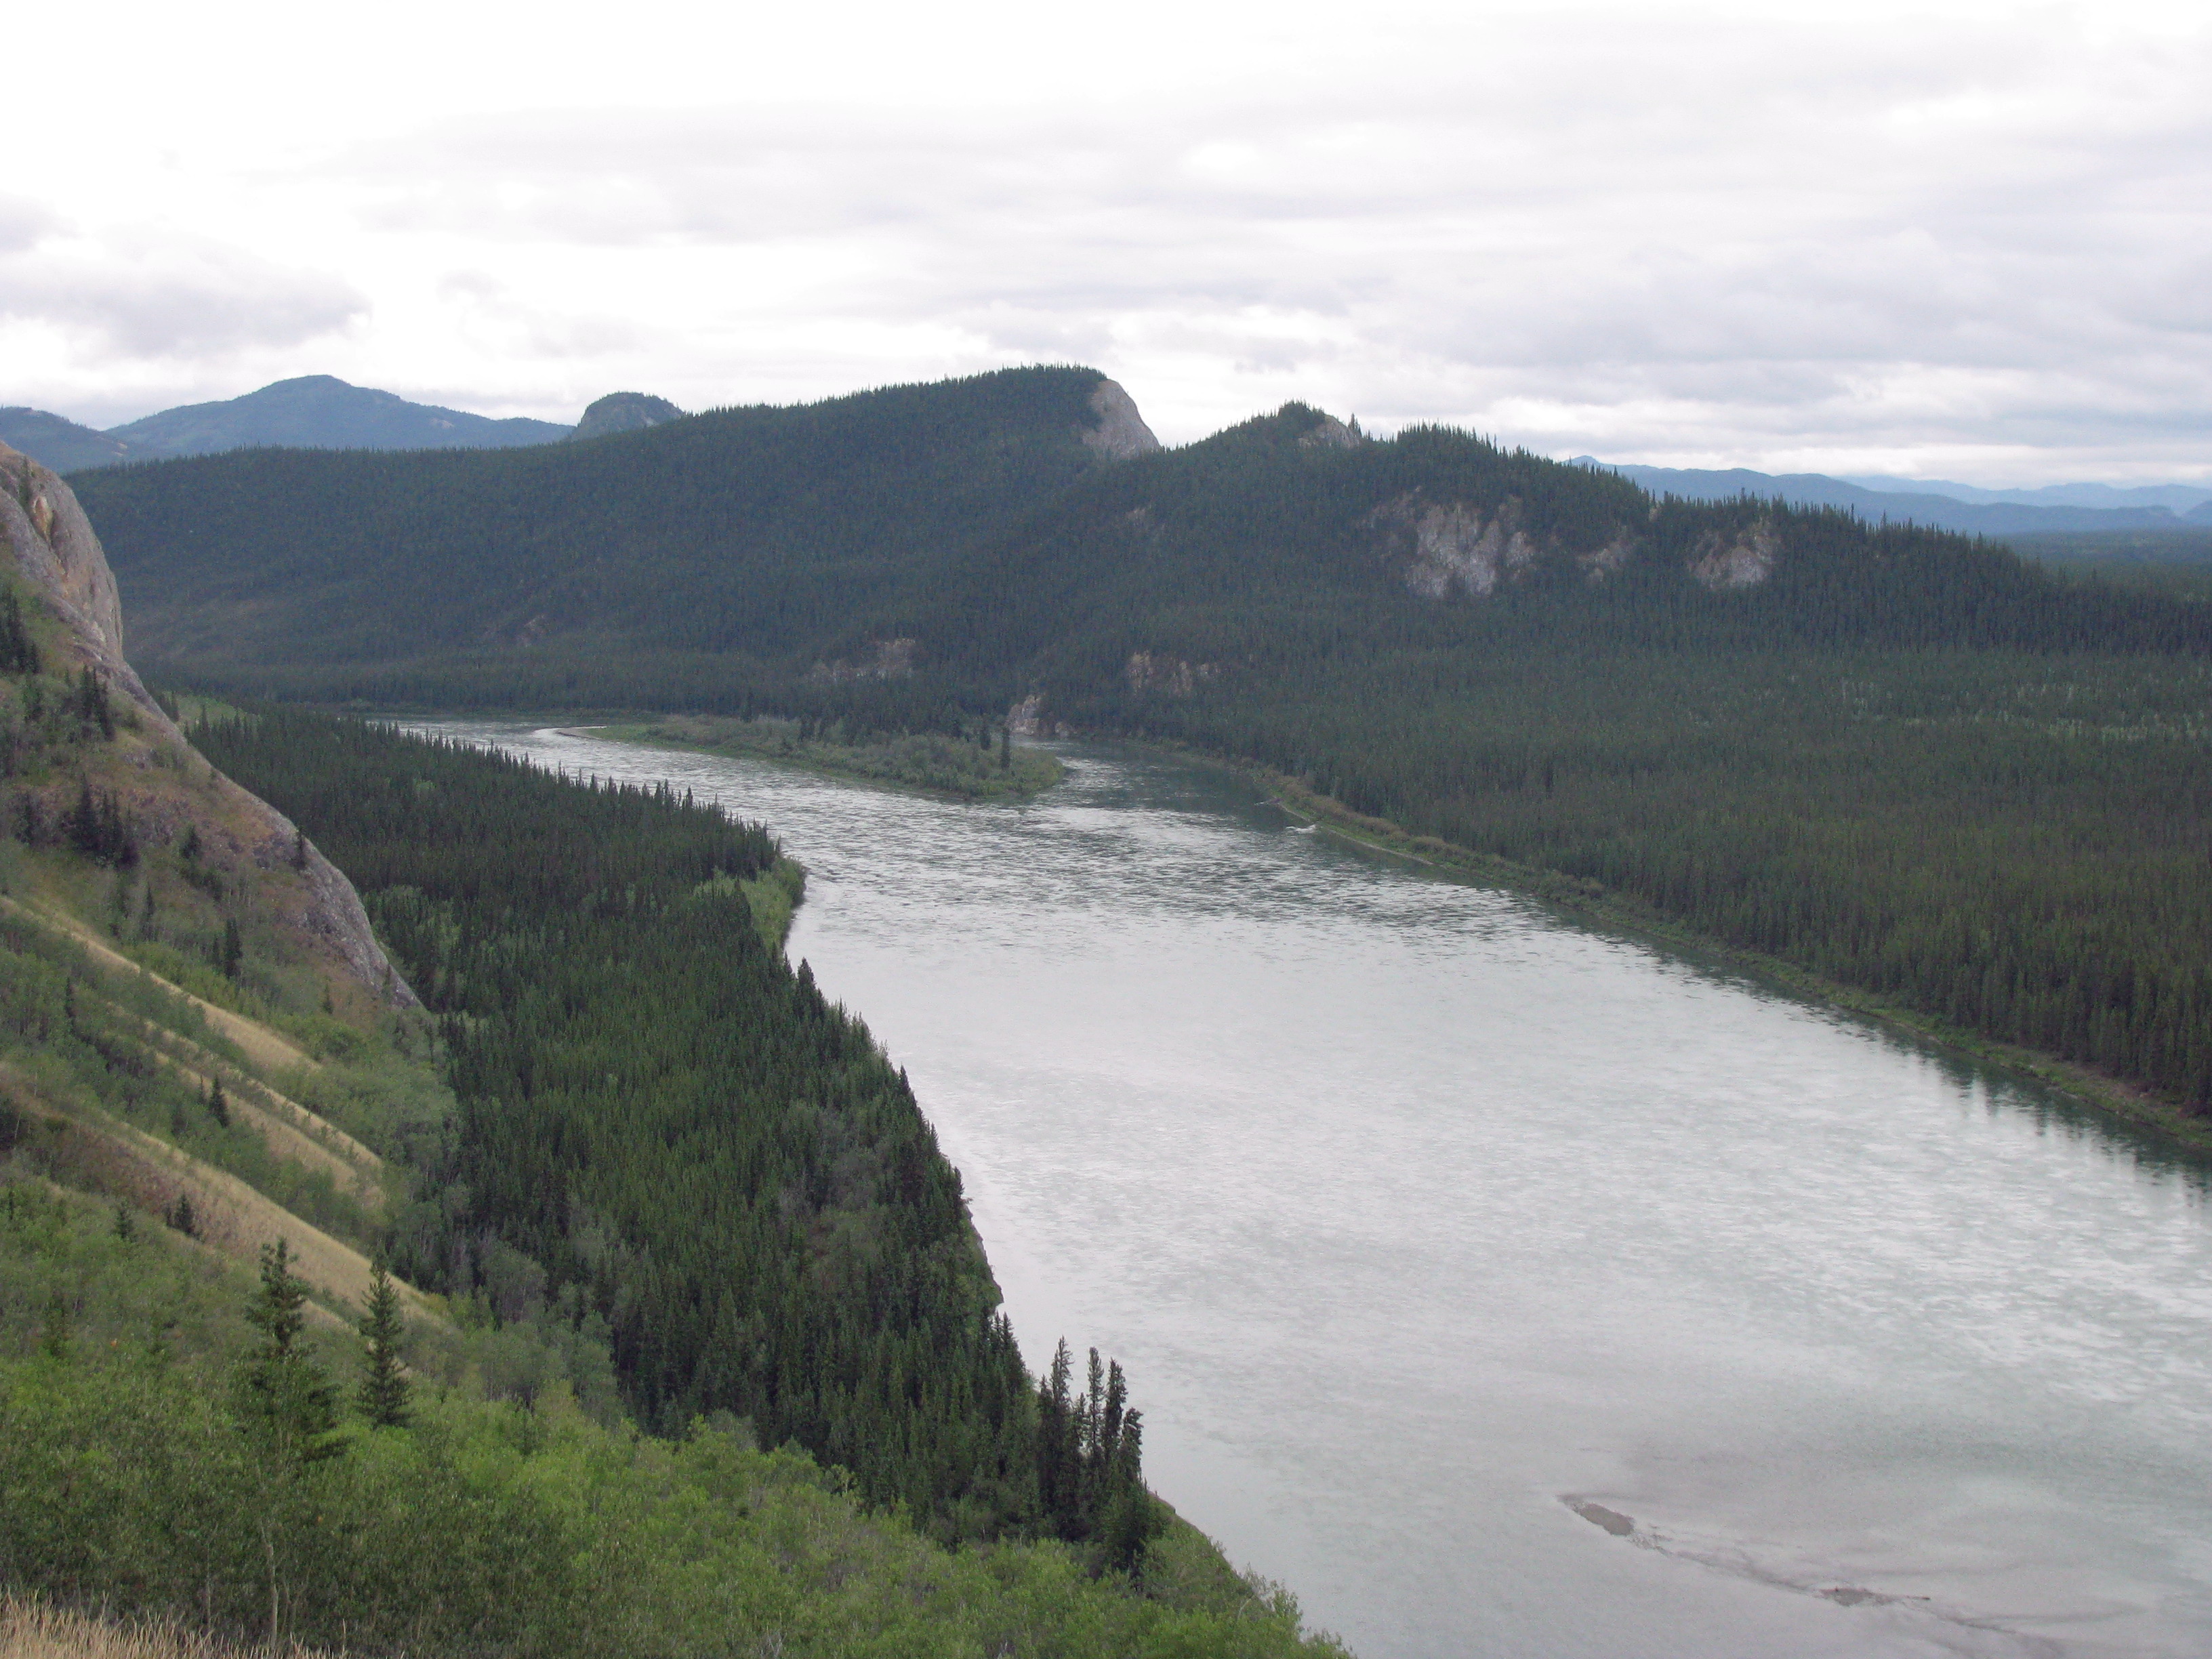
left=0, top=898, right=316, bottom=1075
left=0, top=1598, right=325, bottom=1659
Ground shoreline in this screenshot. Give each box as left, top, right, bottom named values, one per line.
left=499, top=714, right=2209, bottom=1161
left=569, top=721, right=1067, bottom=805
left=1144, top=742, right=2212, bottom=1162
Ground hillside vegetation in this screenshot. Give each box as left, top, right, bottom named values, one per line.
left=2, top=438, right=1345, bottom=1656
left=78, top=382, right=2212, bottom=1124
left=79, top=367, right=1134, bottom=684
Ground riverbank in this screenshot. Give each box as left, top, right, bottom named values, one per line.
left=1220, top=756, right=2212, bottom=1160
left=580, top=714, right=1066, bottom=802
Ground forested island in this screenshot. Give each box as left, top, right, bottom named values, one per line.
left=588, top=711, right=1065, bottom=801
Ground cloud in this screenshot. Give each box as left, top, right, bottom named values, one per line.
left=16, top=1, right=2212, bottom=478
left=0, top=196, right=61, bottom=254
left=0, top=228, right=367, bottom=359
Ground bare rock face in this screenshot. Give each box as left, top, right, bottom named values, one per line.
left=1384, top=497, right=1543, bottom=598
left=1298, top=413, right=1363, bottom=451
left=0, top=441, right=418, bottom=1008
left=1374, top=492, right=1643, bottom=599
left=1081, top=380, right=1163, bottom=462
left=1687, top=523, right=1778, bottom=589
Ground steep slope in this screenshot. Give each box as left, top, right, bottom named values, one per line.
left=103, top=375, right=570, bottom=456
left=0, top=440, right=448, bottom=1334
left=0, top=444, right=415, bottom=1008
left=77, top=367, right=1155, bottom=699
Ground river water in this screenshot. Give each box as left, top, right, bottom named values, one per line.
left=426, top=724, right=2212, bottom=1659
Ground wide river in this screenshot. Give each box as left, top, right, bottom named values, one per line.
left=432, top=724, right=2212, bottom=1659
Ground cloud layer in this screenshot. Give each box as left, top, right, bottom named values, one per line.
left=7, top=0, right=2209, bottom=482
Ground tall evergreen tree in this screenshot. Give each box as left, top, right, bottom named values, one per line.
left=239, top=1238, right=343, bottom=1465
left=356, top=1261, right=412, bottom=1429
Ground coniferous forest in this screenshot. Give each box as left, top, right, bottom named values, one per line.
left=195, top=709, right=1153, bottom=1548
left=76, top=373, right=2212, bottom=1125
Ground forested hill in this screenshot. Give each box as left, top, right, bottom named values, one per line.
left=75, top=387, right=2206, bottom=714
left=855, top=406, right=2211, bottom=719
left=75, top=367, right=1155, bottom=696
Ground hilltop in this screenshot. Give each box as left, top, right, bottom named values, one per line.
left=0, top=376, right=691, bottom=474
left=77, top=365, right=1160, bottom=703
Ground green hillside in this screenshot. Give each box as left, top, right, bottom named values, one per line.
left=66, top=375, right=2212, bottom=1128
left=5, top=437, right=1345, bottom=1656
left=78, top=367, right=1131, bottom=688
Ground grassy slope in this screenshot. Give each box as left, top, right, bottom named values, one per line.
left=0, top=655, right=1337, bottom=1648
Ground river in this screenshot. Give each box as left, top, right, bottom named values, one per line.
left=425, top=723, right=2212, bottom=1659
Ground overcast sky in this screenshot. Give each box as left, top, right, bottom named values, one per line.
left=7, top=0, right=2207, bottom=482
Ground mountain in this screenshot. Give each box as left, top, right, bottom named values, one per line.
left=0, top=407, right=139, bottom=472
left=570, top=390, right=685, bottom=441
left=104, top=374, right=571, bottom=457
left=75, top=366, right=1160, bottom=693
left=53, top=367, right=2212, bottom=1141
left=1575, top=458, right=2194, bottom=535
left=66, top=383, right=2205, bottom=722
left=1844, top=474, right=2212, bottom=513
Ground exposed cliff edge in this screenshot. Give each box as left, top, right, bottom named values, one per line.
left=0, top=441, right=417, bottom=1007
left=1082, top=378, right=1163, bottom=461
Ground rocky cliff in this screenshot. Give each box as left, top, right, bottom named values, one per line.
left=0, top=441, right=417, bottom=1007
left=1082, top=379, right=1162, bottom=461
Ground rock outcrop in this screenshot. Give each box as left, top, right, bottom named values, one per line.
left=1385, top=497, right=1544, bottom=598
left=1687, top=523, right=1779, bottom=589
left=1374, top=493, right=1642, bottom=599
left=1298, top=413, right=1364, bottom=451
left=1080, top=379, right=1162, bottom=462
left=571, top=391, right=687, bottom=442
left=0, top=441, right=417, bottom=1007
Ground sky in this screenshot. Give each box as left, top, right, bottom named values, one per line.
left=5, top=0, right=2208, bottom=483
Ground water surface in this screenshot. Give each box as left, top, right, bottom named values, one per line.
left=425, top=724, right=2212, bottom=1659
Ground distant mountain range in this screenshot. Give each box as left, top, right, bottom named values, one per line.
left=1842, top=475, right=2212, bottom=513
left=1576, top=459, right=2212, bottom=535
left=0, top=377, right=684, bottom=471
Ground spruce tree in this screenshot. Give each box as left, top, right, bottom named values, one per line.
left=240, top=1239, right=344, bottom=1463
left=356, top=1261, right=412, bottom=1429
